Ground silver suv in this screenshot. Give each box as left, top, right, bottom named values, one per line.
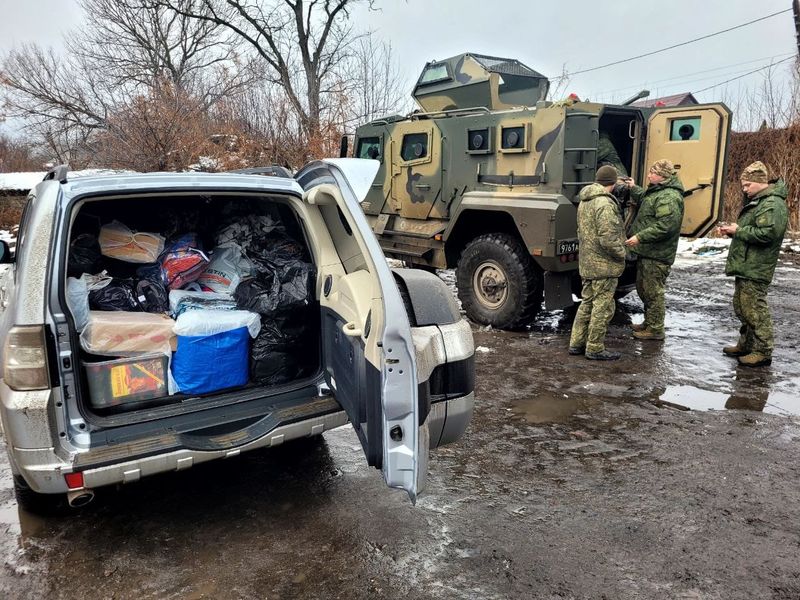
left=0, top=159, right=474, bottom=512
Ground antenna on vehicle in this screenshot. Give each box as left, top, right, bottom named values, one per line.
left=621, top=89, right=650, bottom=106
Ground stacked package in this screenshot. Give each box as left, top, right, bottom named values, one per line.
left=67, top=206, right=317, bottom=412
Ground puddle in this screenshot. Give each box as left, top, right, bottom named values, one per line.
left=511, top=391, right=592, bottom=424
left=659, top=385, right=800, bottom=416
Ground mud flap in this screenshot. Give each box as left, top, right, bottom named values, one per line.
left=544, top=271, right=574, bottom=311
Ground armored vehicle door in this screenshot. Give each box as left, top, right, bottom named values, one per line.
left=389, top=124, right=443, bottom=220
left=354, top=132, right=390, bottom=216
left=645, top=104, right=731, bottom=237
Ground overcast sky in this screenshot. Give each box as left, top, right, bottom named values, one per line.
left=1, top=0, right=797, bottom=120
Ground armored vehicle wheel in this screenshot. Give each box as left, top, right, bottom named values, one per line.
left=456, top=233, right=542, bottom=330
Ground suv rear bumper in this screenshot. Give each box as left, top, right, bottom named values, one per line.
left=9, top=410, right=350, bottom=494
left=5, top=393, right=472, bottom=495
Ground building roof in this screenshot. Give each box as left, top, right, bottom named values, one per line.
left=0, top=172, right=46, bottom=194
left=631, top=92, right=699, bottom=108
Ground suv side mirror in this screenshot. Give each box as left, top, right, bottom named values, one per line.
left=0, top=240, right=13, bottom=264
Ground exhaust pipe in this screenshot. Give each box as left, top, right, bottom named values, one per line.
left=67, top=489, right=95, bottom=508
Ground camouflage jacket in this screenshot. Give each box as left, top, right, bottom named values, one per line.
left=597, top=132, right=628, bottom=177
left=577, top=183, right=626, bottom=279
left=629, top=174, right=685, bottom=265
left=725, top=181, right=789, bottom=284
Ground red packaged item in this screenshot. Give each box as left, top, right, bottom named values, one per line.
left=160, top=234, right=209, bottom=290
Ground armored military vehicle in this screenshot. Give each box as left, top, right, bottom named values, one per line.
left=350, top=53, right=731, bottom=329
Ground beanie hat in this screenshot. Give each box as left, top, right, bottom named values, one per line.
left=649, top=159, right=676, bottom=178
left=740, top=161, right=769, bottom=184
left=595, top=165, right=618, bottom=186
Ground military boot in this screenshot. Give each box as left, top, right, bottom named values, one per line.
left=585, top=349, right=621, bottom=361
left=568, top=346, right=585, bottom=356
left=722, top=344, right=749, bottom=357
left=737, top=353, right=772, bottom=367
left=632, top=328, right=665, bottom=341
left=631, top=323, right=647, bottom=332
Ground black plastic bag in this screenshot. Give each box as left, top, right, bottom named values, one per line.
left=89, top=279, right=139, bottom=311
left=68, top=234, right=103, bottom=277
left=135, top=278, right=169, bottom=313
left=234, top=261, right=314, bottom=316
left=250, top=312, right=318, bottom=385
left=88, top=278, right=168, bottom=313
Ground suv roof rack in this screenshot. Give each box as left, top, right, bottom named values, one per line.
left=43, top=165, right=69, bottom=184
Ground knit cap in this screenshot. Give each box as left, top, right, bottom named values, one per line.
left=595, top=165, right=618, bottom=186
left=649, top=159, right=676, bottom=178
left=740, top=161, right=769, bottom=184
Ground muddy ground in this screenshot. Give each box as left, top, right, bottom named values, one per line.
left=2, top=249, right=800, bottom=600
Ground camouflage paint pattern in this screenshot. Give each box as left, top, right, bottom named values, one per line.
left=732, top=278, right=774, bottom=356
left=354, top=51, right=730, bottom=317
left=569, top=277, right=618, bottom=354
left=635, top=257, right=671, bottom=335
left=575, top=183, right=626, bottom=280
left=412, top=53, right=549, bottom=113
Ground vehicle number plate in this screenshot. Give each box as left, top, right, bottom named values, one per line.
left=557, top=239, right=579, bottom=255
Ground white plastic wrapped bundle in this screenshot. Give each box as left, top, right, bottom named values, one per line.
left=173, top=309, right=261, bottom=339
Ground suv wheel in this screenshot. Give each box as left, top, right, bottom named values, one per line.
left=456, top=233, right=542, bottom=329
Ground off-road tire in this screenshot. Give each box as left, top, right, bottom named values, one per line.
left=456, top=233, right=542, bottom=330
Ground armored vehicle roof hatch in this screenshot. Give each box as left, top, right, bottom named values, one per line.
left=412, top=53, right=549, bottom=113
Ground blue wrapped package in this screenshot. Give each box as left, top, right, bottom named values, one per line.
left=171, top=327, right=250, bottom=394
left=170, top=309, right=262, bottom=395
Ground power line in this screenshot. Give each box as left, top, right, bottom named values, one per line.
left=590, top=55, right=796, bottom=103
left=590, top=53, right=796, bottom=99
left=693, top=56, right=795, bottom=94
left=553, top=8, right=792, bottom=79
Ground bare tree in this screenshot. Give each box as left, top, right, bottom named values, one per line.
left=0, top=0, right=249, bottom=165
left=153, top=0, right=375, bottom=147
left=340, top=34, right=410, bottom=128
left=0, top=132, right=42, bottom=172
left=72, top=0, right=254, bottom=105
left=1, top=45, right=111, bottom=164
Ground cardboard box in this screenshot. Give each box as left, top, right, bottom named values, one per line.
left=80, top=311, right=176, bottom=355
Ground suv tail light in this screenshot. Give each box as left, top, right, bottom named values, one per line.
left=3, top=325, right=51, bottom=391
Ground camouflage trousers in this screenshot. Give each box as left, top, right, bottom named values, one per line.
left=636, top=258, right=671, bottom=334
left=569, top=277, right=618, bottom=354
left=733, top=278, right=774, bottom=356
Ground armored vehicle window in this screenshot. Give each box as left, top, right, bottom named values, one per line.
left=357, top=137, right=382, bottom=160
left=400, top=133, right=429, bottom=161
left=670, top=117, right=701, bottom=141
left=500, top=125, right=528, bottom=152
left=467, top=128, right=492, bottom=154
left=418, top=63, right=450, bottom=86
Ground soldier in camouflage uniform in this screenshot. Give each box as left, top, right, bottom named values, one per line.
left=624, top=159, right=684, bottom=340
left=568, top=165, right=627, bottom=361
left=718, top=161, right=788, bottom=367
left=597, top=131, right=628, bottom=177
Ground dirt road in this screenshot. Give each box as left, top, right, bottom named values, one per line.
left=2, top=248, right=799, bottom=600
